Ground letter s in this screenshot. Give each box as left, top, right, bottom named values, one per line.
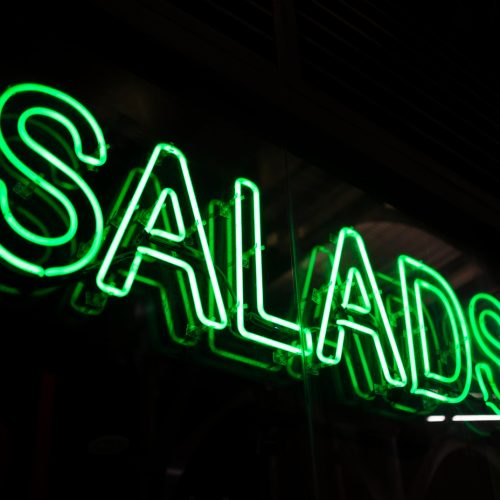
left=0, top=83, right=106, bottom=277
left=469, top=293, right=500, bottom=414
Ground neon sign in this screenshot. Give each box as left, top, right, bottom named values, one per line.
left=0, top=83, right=498, bottom=418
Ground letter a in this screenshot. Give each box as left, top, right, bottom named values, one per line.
left=316, top=227, right=407, bottom=388
left=96, top=143, right=227, bottom=330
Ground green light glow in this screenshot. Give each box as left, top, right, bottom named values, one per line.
left=398, top=255, right=472, bottom=403
left=380, top=272, right=440, bottom=374
left=144, top=187, right=186, bottom=242
left=132, top=273, right=199, bottom=347
left=414, top=280, right=461, bottom=384
left=342, top=267, right=371, bottom=314
left=299, top=244, right=340, bottom=326
left=14, top=205, right=51, bottom=265
left=0, top=83, right=106, bottom=277
left=323, top=336, right=375, bottom=400
left=475, top=363, right=500, bottom=414
left=0, top=82, right=495, bottom=416
left=286, top=331, right=315, bottom=380
left=468, top=293, right=499, bottom=414
left=96, top=143, right=227, bottom=331
left=469, top=293, right=500, bottom=365
left=69, top=281, right=108, bottom=316
left=207, top=198, right=281, bottom=371
left=315, top=228, right=407, bottom=388
left=300, top=245, right=376, bottom=398
left=480, top=310, right=500, bottom=349
left=376, top=271, right=440, bottom=414
left=0, top=282, right=20, bottom=295
left=234, top=178, right=311, bottom=355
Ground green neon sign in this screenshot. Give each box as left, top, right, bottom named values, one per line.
left=0, top=83, right=106, bottom=277
left=469, top=294, right=500, bottom=414
left=399, top=256, right=473, bottom=403
left=1, top=82, right=498, bottom=418
left=95, top=143, right=227, bottom=331
left=315, top=227, right=407, bottom=388
left=234, top=178, right=311, bottom=355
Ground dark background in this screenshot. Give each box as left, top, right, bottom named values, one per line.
left=1, top=1, right=499, bottom=499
